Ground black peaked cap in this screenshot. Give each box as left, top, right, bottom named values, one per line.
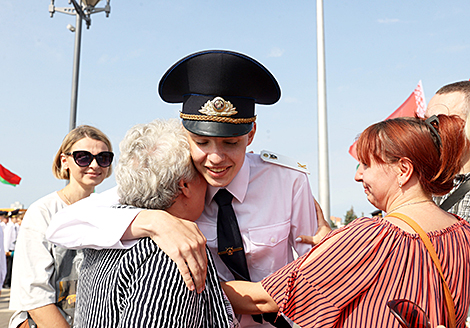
left=158, top=50, right=281, bottom=137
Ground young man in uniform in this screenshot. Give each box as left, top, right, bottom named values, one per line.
left=47, top=50, right=318, bottom=327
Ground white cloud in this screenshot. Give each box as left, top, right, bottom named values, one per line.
left=283, top=96, right=298, bottom=104
left=98, top=54, right=119, bottom=64
left=128, top=48, right=145, bottom=58
left=268, top=47, right=285, bottom=57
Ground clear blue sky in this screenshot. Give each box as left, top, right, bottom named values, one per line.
left=1, top=0, right=469, bottom=220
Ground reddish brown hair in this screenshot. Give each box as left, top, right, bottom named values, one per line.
left=356, top=115, right=467, bottom=196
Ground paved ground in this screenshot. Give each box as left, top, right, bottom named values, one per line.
left=0, top=288, right=13, bottom=328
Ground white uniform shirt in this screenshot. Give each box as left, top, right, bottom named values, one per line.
left=47, top=153, right=318, bottom=327
left=199, top=153, right=316, bottom=282
left=201, top=153, right=317, bottom=327
left=46, top=187, right=140, bottom=250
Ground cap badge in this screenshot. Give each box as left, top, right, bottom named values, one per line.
left=199, top=97, right=238, bottom=117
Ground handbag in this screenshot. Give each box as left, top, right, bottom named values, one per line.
left=386, top=212, right=456, bottom=328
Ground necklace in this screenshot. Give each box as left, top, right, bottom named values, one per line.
left=387, top=199, right=433, bottom=214
left=61, top=190, right=72, bottom=205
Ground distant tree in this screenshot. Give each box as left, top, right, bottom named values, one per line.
left=329, top=218, right=338, bottom=229
left=344, top=206, right=358, bottom=225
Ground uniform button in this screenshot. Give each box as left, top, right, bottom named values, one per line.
left=270, top=237, right=276, bottom=243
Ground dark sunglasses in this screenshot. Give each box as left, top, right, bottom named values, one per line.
left=387, top=299, right=431, bottom=328
left=65, top=151, right=114, bottom=168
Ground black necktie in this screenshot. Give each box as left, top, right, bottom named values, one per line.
left=214, top=188, right=251, bottom=281
left=214, top=189, right=291, bottom=328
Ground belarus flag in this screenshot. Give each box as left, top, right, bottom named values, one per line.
left=0, top=164, right=21, bottom=186
left=348, top=81, right=426, bottom=161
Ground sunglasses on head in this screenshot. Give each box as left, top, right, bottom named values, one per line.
left=65, top=151, right=114, bottom=168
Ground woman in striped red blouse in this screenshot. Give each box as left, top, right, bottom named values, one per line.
left=222, top=115, right=470, bottom=328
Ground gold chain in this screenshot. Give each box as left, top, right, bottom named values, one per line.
left=61, top=190, right=72, bottom=205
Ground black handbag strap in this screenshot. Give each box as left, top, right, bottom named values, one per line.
left=440, top=178, right=470, bottom=211
left=27, top=313, right=37, bottom=328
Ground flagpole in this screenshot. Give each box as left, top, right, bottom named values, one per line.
left=316, top=0, right=331, bottom=222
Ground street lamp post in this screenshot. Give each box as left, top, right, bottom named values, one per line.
left=49, top=0, right=111, bottom=131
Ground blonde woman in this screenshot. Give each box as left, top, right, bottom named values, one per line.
left=9, top=125, right=113, bottom=328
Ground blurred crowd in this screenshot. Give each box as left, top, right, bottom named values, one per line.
left=0, top=210, right=24, bottom=291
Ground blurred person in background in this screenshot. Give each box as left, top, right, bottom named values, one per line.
left=3, top=210, right=19, bottom=289
left=0, top=216, right=6, bottom=296
left=0, top=213, right=7, bottom=230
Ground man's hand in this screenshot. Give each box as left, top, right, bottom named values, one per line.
left=123, top=210, right=208, bottom=293
left=296, top=199, right=332, bottom=246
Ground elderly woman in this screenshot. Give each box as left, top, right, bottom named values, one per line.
left=74, top=119, right=237, bottom=328
left=222, top=115, right=470, bottom=328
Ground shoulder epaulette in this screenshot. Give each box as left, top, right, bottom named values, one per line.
left=260, top=150, right=310, bottom=174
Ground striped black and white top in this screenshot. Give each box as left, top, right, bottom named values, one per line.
left=75, top=237, right=236, bottom=328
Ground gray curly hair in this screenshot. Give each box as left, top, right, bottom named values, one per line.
left=115, top=119, right=198, bottom=210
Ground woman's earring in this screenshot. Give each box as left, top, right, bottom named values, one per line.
left=398, top=181, right=403, bottom=188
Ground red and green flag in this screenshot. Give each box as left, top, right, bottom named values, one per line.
left=0, top=164, right=21, bottom=186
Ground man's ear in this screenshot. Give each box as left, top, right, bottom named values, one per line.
left=247, top=122, right=256, bottom=146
